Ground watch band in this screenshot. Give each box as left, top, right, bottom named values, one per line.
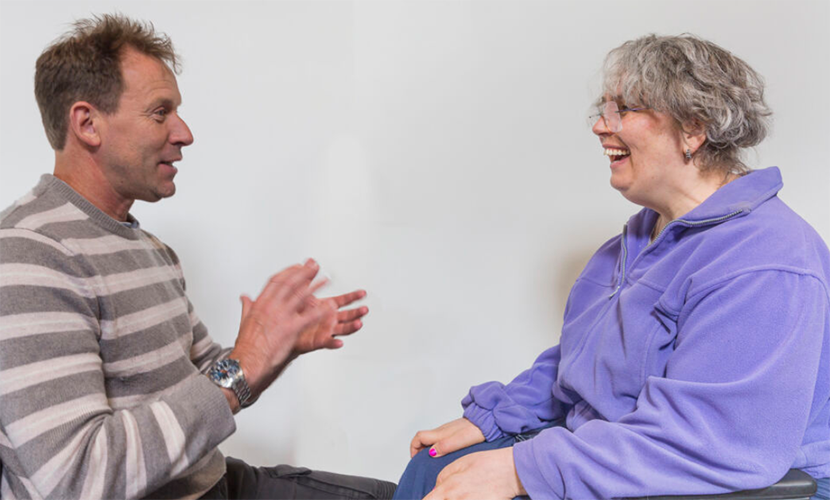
left=233, top=371, right=255, bottom=409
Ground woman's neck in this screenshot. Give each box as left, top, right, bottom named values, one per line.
left=650, top=170, right=740, bottom=243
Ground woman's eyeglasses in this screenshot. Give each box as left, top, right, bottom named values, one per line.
left=588, top=101, right=649, bottom=133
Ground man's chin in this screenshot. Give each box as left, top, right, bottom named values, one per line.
left=141, top=184, right=176, bottom=202
left=158, top=186, right=176, bottom=200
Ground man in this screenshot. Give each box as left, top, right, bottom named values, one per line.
left=0, top=14, right=396, bottom=500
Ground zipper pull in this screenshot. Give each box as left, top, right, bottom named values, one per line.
left=609, top=224, right=628, bottom=299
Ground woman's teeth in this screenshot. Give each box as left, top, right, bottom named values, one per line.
left=604, top=148, right=630, bottom=157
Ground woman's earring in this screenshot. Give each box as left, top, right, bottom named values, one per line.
left=685, top=148, right=692, bottom=161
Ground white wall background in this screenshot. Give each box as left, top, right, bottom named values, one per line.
left=1, top=0, right=828, bottom=483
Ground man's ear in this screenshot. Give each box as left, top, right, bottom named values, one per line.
left=68, top=101, right=102, bottom=148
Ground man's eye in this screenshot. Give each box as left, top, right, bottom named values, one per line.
left=154, top=109, right=168, bottom=119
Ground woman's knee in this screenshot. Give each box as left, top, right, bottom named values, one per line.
left=393, top=449, right=458, bottom=499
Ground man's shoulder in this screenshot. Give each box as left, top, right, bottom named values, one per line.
left=0, top=195, right=79, bottom=275
left=0, top=178, right=103, bottom=270
left=2, top=190, right=61, bottom=252
left=1, top=189, right=45, bottom=230
left=1, top=175, right=87, bottom=233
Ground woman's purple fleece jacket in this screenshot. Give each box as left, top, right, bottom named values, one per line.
left=463, top=167, right=830, bottom=499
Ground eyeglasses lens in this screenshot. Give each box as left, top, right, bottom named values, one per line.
left=603, top=101, right=623, bottom=133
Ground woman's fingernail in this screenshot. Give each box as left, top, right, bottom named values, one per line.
left=429, top=448, right=437, bottom=457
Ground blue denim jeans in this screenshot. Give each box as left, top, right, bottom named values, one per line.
left=392, top=429, right=541, bottom=500
left=391, top=426, right=830, bottom=500
left=814, top=477, right=829, bottom=500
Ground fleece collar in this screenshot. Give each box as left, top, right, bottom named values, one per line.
left=628, top=167, right=783, bottom=236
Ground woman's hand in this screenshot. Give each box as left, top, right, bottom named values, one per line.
left=423, top=447, right=527, bottom=500
left=410, top=418, right=485, bottom=458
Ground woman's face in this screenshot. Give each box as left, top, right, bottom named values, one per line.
left=591, top=96, right=688, bottom=209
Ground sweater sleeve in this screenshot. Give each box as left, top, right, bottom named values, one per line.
left=187, top=298, right=232, bottom=373
left=462, top=345, right=570, bottom=441
left=163, top=242, right=230, bottom=373
left=0, top=229, right=236, bottom=500
left=513, top=270, right=828, bottom=499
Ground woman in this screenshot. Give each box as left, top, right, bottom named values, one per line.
left=393, top=34, right=830, bottom=500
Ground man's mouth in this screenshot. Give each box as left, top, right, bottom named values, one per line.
left=159, top=158, right=181, bottom=168
left=604, top=147, right=630, bottom=163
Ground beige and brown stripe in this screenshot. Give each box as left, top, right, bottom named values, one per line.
left=1, top=175, right=236, bottom=500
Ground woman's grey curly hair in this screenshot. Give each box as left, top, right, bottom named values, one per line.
left=602, top=34, right=772, bottom=174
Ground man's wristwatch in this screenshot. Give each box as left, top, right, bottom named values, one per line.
left=207, top=358, right=256, bottom=409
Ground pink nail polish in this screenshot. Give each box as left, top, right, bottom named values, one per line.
left=429, top=449, right=437, bottom=457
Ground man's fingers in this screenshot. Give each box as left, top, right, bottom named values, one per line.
left=323, top=337, right=344, bottom=350
left=284, top=268, right=322, bottom=306
left=307, top=277, right=329, bottom=296
left=268, top=263, right=321, bottom=310
left=334, top=319, right=363, bottom=336
left=313, top=310, right=344, bottom=350
left=328, top=307, right=368, bottom=337
left=331, top=289, right=367, bottom=308
left=336, top=306, right=368, bottom=323
left=258, top=263, right=313, bottom=303
left=240, top=295, right=253, bottom=321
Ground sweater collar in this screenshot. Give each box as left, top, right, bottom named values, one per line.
left=40, top=174, right=142, bottom=239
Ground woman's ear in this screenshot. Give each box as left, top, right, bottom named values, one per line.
left=681, top=119, right=707, bottom=154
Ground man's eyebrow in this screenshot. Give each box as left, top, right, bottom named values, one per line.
left=148, top=97, right=178, bottom=110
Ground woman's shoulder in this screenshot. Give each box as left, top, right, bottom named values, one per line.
left=667, top=196, right=830, bottom=305
left=729, top=195, right=829, bottom=271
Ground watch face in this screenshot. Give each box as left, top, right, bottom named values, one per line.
left=209, top=359, right=241, bottom=389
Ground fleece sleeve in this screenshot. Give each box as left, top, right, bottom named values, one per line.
left=462, top=345, right=570, bottom=441
left=0, top=229, right=236, bottom=500
left=513, top=270, right=828, bottom=499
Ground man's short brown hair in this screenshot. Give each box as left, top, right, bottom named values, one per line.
left=35, top=14, right=179, bottom=150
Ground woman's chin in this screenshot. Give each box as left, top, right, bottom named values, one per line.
left=609, top=172, right=630, bottom=193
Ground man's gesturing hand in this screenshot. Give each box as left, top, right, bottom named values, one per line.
left=230, top=259, right=334, bottom=397
left=291, top=289, right=369, bottom=354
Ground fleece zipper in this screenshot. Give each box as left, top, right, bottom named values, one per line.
left=609, top=209, right=747, bottom=299
left=609, top=224, right=629, bottom=299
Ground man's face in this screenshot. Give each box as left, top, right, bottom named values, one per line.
left=97, top=47, right=193, bottom=204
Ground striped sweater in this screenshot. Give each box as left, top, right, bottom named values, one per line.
left=0, top=175, right=237, bottom=500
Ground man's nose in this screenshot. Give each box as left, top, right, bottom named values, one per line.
left=170, top=113, right=194, bottom=146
